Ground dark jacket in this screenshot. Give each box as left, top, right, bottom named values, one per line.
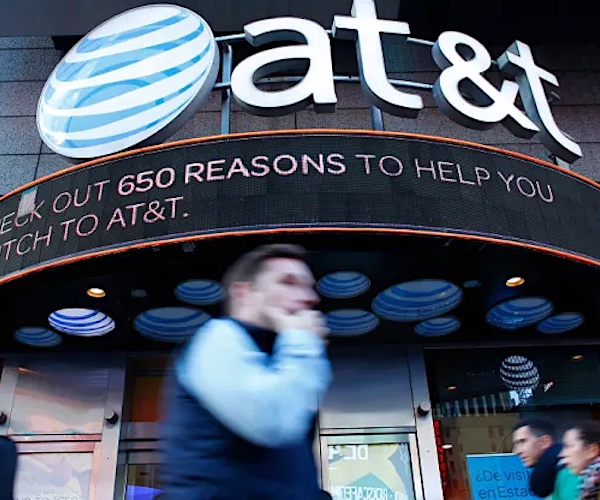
left=0, top=436, right=17, bottom=500
left=160, top=322, right=323, bottom=499
left=530, top=443, right=562, bottom=498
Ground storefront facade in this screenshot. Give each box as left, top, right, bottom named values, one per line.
left=0, top=1, right=599, bottom=499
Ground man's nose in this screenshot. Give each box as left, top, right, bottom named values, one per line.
left=303, top=289, right=320, bottom=307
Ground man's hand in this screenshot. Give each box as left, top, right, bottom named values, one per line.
left=265, top=308, right=329, bottom=338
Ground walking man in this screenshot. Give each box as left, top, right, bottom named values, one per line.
left=161, top=244, right=332, bottom=499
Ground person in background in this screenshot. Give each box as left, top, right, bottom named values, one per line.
left=160, top=244, right=332, bottom=499
left=512, top=417, right=581, bottom=499
left=561, top=421, right=600, bottom=499
left=0, top=435, right=17, bottom=500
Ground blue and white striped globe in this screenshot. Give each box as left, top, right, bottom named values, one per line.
left=537, top=313, right=584, bottom=334
left=317, top=272, right=370, bottom=299
left=415, top=317, right=460, bottom=337
left=325, top=309, right=379, bottom=336
left=175, top=280, right=224, bottom=305
left=37, top=4, right=220, bottom=159
left=48, top=308, right=115, bottom=336
left=15, top=327, right=62, bottom=347
left=372, top=280, right=462, bottom=322
left=134, top=307, right=209, bottom=342
left=486, top=297, right=553, bottom=330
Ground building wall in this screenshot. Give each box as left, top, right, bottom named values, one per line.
left=0, top=36, right=598, bottom=196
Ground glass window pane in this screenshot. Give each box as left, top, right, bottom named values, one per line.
left=126, top=464, right=162, bottom=499
left=130, top=375, right=164, bottom=423
left=9, top=364, right=109, bottom=435
left=326, top=441, right=416, bottom=500
left=426, top=347, right=600, bottom=500
left=14, top=452, right=94, bottom=499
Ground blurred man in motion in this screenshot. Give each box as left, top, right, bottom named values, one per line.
left=0, top=435, right=17, bottom=500
left=161, top=244, right=332, bottom=499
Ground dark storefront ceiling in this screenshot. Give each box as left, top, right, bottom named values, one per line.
left=0, top=232, right=598, bottom=353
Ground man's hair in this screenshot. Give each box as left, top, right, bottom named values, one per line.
left=513, top=417, right=556, bottom=439
left=571, top=421, right=600, bottom=447
left=222, top=244, right=308, bottom=301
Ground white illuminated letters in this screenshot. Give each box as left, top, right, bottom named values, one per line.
left=332, top=0, right=423, bottom=117
left=498, top=41, right=582, bottom=163
left=432, top=31, right=539, bottom=138
left=226, top=0, right=581, bottom=163
left=230, top=18, right=337, bottom=115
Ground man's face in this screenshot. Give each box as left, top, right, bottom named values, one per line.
left=248, top=257, right=319, bottom=322
left=512, top=426, right=552, bottom=467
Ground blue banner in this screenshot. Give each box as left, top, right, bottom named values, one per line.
left=466, top=453, right=538, bottom=500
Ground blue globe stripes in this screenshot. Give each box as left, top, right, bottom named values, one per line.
left=134, top=307, right=210, bottom=342
left=15, top=327, right=62, bottom=347
left=175, top=280, right=224, bottom=305
left=486, top=297, right=553, bottom=330
left=49, top=308, right=115, bottom=336
left=317, top=272, right=370, bottom=298
left=37, top=5, right=219, bottom=159
left=415, top=317, right=461, bottom=337
left=537, top=313, right=584, bottom=334
left=326, top=309, right=379, bottom=336
left=372, top=280, right=462, bottom=322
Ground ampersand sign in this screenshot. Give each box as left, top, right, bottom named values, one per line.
left=432, top=31, right=540, bottom=139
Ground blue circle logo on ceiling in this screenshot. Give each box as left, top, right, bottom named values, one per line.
left=486, top=297, right=553, bottom=330
left=537, top=313, right=584, bottom=334
left=415, top=317, right=460, bottom=337
left=15, top=327, right=62, bottom=347
left=372, top=280, right=462, bottom=322
left=134, top=307, right=210, bottom=342
left=37, top=4, right=220, bottom=160
left=326, top=309, right=379, bottom=336
left=175, top=280, right=224, bottom=305
left=317, top=272, right=371, bottom=299
left=48, top=308, right=115, bottom=336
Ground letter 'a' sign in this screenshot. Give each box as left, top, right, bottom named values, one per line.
left=38, top=0, right=581, bottom=164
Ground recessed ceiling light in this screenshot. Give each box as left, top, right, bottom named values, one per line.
left=447, top=385, right=457, bottom=391
left=87, top=287, right=105, bottom=298
left=571, top=354, right=584, bottom=361
left=442, top=444, right=453, bottom=450
left=506, top=276, right=525, bottom=287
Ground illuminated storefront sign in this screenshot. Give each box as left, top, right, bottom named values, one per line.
left=38, top=1, right=581, bottom=163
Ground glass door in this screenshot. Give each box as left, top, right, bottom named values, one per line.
left=115, top=450, right=162, bottom=500
left=320, top=433, right=424, bottom=500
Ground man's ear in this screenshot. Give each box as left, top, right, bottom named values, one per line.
left=228, top=282, right=252, bottom=304
left=539, top=434, right=554, bottom=450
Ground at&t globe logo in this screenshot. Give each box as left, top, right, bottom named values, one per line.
left=37, top=4, right=219, bottom=160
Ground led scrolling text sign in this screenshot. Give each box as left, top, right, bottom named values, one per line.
left=0, top=132, right=598, bottom=285
left=37, top=0, right=581, bottom=164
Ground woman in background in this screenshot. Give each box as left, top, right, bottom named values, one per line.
left=561, top=421, right=600, bottom=499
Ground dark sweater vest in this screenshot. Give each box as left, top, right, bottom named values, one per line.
left=160, top=319, right=322, bottom=499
